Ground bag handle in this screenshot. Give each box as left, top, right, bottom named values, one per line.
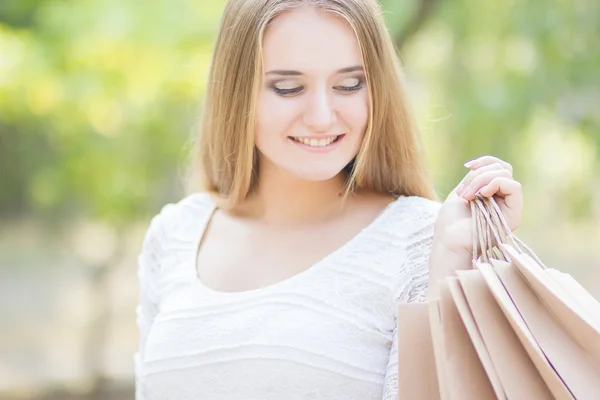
left=470, top=194, right=546, bottom=268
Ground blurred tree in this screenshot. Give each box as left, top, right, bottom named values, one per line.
left=2, top=0, right=599, bottom=221
left=382, top=0, right=599, bottom=221
left=0, top=0, right=227, bottom=221
left=0, top=0, right=227, bottom=396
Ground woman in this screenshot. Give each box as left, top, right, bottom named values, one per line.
left=135, top=0, right=522, bottom=399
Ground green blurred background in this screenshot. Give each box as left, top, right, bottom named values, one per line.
left=1, top=0, right=598, bottom=398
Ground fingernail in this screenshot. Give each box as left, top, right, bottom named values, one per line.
left=464, top=159, right=476, bottom=168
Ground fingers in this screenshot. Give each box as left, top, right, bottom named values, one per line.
left=465, top=155, right=513, bottom=174
left=479, top=177, right=523, bottom=230
left=479, top=177, right=523, bottom=208
left=459, top=169, right=513, bottom=200
left=457, top=162, right=509, bottom=194
left=459, top=155, right=523, bottom=232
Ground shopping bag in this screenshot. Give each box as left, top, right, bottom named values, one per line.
left=396, top=302, right=440, bottom=400
left=428, top=300, right=450, bottom=400
left=490, top=258, right=600, bottom=397
left=472, top=195, right=600, bottom=399
left=477, top=260, right=575, bottom=399
left=432, top=280, right=497, bottom=399
left=454, top=268, right=552, bottom=399
left=545, top=268, right=600, bottom=325
left=396, top=194, right=600, bottom=399
left=445, top=276, right=504, bottom=397
left=503, top=244, right=600, bottom=358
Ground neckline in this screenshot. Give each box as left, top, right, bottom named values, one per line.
left=189, top=193, right=404, bottom=297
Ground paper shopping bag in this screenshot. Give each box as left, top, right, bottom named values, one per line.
left=490, top=259, right=600, bottom=399
left=469, top=195, right=600, bottom=398
left=408, top=194, right=600, bottom=399
left=476, top=261, right=574, bottom=399
left=545, top=268, right=600, bottom=325
left=445, top=277, right=506, bottom=398
left=455, top=268, right=553, bottom=399
left=433, top=281, right=496, bottom=399
left=429, top=301, right=450, bottom=400
left=502, top=244, right=600, bottom=363
left=397, top=302, right=440, bottom=400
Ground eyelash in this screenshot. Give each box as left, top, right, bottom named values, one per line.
left=271, top=78, right=365, bottom=97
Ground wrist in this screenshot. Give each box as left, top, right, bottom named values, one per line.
left=430, top=236, right=473, bottom=272
left=426, top=235, right=474, bottom=301
left=433, top=219, right=474, bottom=255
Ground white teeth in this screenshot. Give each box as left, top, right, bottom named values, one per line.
left=292, top=135, right=339, bottom=147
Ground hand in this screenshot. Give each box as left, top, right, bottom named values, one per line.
left=433, top=155, right=524, bottom=257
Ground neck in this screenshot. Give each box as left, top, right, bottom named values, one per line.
left=239, top=162, right=349, bottom=226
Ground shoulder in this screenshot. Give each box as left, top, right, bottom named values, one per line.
left=153, top=192, right=214, bottom=227
left=156, top=191, right=214, bottom=223
left=142, top=192, right=215, bottom=249
left=394, top=195, right=442, bottom=215
left=385, top=195, right=442, bottom=235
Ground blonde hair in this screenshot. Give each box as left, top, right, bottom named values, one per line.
left=188, top=0, right=439, bottom=208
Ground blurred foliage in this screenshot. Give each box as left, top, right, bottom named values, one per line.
left=0, top=0, right=228, bottom=223
left=1, top=0, right=598, bottom=225
left=383, top=0, right=600, bottom=197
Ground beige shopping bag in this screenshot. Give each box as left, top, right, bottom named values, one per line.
left=397, top=194, right=600, bottom=399
left=471, top=195, right=600, bottom=399
left=454, top=269, right=552, bottom=399
left=491, top=259, right=600, bottom=398
left=445, top=277, right=506, bottom=398
left=429, top=300, right=450, bottom=400
left=476, top=261, right=574, bottom=400
left=397, top=302, right=440, bottom=400
left=546, top=269, right=600, bottom=325
left=503, top=244, right=600, bottom=361
left=433, top=281, right=496, bottom=399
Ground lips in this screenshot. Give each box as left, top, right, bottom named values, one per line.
left=288, top=134, right=344, bottom=148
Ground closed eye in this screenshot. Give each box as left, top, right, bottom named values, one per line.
left=271, top=77, right=365, bottom=97
left=334, top=77, right=364, bottom=93
left=272, top=86, right=304, bottom=96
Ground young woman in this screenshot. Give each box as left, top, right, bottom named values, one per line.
left=134, top=0, right=523, bottom=399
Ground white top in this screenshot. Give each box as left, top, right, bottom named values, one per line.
left=135, top=192, right=441, bottom=400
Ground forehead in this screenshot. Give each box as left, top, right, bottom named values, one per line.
left=262, top=7, right=362, bottom=72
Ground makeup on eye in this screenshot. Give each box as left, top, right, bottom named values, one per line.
left=268, top=76, right=365, bottom=96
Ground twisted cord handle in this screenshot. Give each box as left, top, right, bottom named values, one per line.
left=470, top=194, right=546, bottom=268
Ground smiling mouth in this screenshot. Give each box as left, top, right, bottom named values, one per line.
left=289, top=134, right=344, bottom=147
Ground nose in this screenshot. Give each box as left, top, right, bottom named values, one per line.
left=302, top=88, right=337, bottom=133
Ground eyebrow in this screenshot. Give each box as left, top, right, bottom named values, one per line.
left=265, top=65, right=364, bottom=76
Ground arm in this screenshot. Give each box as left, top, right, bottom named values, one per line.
left=383, top=155, right=522, bottom=397
left=426, top=228, right=472, bottom=301
left=134, top=212, right=166, bottom=399
left=381, top=210, right=438, bottom=399
left=427, top=155, right=523, bottom=299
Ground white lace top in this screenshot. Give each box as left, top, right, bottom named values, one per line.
left=135, top=192, right=441, bottom=400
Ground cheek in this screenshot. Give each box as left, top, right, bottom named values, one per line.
left=339, top=93, right=369, bottom=134
left=256, top=91, right=301, bottom=140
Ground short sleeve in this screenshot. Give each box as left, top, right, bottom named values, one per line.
left=134, top=205, right=172, bottom=399
left=403, top=218, right=438, bottom=304
left=381, top=198, right=441, bottom=399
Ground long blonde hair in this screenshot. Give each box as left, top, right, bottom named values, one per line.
left=188, top=0, right=439, bottom=208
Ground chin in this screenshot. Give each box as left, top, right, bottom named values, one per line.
left=289, top=167, right=345, bottom=182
